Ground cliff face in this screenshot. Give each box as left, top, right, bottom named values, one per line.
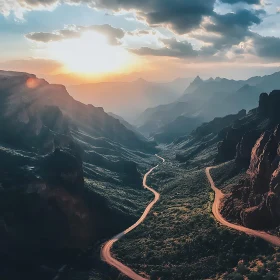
left=221, top=126, right=280, bottom=229
left=220, top=91, right=280, bottom=229
left=216, top=90, right=280, bottom=166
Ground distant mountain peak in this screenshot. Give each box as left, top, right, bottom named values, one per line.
left=134, top=78, right=148, bottom=84
left=193, top=75, right=203, bottom=84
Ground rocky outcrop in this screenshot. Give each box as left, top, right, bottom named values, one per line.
left=216, top=91, right=280, bottom=165
left=221, top=125, right=280, bottom=229
left=216, top=128, right=246, bottom=163
left=235, top=130, right=261, bottom=167
left=219, top=90, right=280, bottom=229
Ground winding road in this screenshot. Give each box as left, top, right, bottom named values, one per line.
left=101, top=155, right=165, bottom=280
left=206, top=166, right=280, bottom=247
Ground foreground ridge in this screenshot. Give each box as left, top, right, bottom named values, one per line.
left=101, top=154, right=165, bottom=280
left=206, top=166, right=280, bottom=247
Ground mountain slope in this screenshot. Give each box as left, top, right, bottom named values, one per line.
left=67, top=78, right=191, bottom=122
left=137, top=71, right=280, bottom=143
left=214, top=90, right=280, bottom=230
left=110, top=101, right=278, bottom=280
left=0, top=70, right=157, bottom=280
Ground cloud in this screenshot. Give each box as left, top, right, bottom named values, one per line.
left=130, top=38, right=198, bottom=58
left=88, top=24, right=125, bottom=45
left=3, top=0, right=280, bottom=64
left=127, top=29, right=157, bottom=36
left=130, top=8, right=268, bottom=61
left=219, top=0, right=261, bottom=4
left=2, top=0, right=216, bottom=34
left=0, top=0, right=58, bottom=18
left=253, top=34, right=280, bottom=59
left=26, top=30, right=79, bottom=42
left=25, top=24, right=125, bottom=45
left=190, top=9, right=263, bottom=55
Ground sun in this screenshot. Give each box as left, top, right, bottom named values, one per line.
left=47, top=31, right=137, bottom=76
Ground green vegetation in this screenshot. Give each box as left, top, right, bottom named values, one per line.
left=111, top=152, right=280, bottom=279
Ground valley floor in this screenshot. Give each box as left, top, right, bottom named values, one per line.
left=110, top=149, right=280, bottom=280
left=67, top=148, right=280, bottom=280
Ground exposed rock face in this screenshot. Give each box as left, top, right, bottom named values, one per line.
left=216, top=91, right=280, bottom=165
left=258, top=90, right=280, bottom=122
left=235, top=130, right=261, bottom=167
left=258, top=92, right=269, bottom=116
left=222, top=126, right=280, bottom=229
left=220, top=91, right=280, bottom=229
left=216, top=128, right=246, bottom=163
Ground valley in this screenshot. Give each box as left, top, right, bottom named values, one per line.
left=1, top=70, right=280, bottom=280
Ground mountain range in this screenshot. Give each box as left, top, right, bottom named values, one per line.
left=3, top=69, right=280, bottom=280
left=137, top=71, right=280, bottom=143
left=67, top=78, right=191, bottom=122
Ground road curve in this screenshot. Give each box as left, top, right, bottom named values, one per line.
left=101, top=154, right=165, bottom=280
left=206, top=166, right=280, bottom=247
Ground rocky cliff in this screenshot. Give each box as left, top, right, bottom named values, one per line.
left=220, top=91, right=280, bottom=229
left=216, top=91, right=280, bottom=165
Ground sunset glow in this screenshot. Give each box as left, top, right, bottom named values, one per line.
left=26, top=77, right=40, bottom=89
left=47, top=31, right=137, bottom=75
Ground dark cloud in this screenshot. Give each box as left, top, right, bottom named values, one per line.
left=25, top=24, right=125, bottom=45
left=192, top=9, right=263, bottom=53
left=6, top=0, right=280, bottom=63
left=85, top=0, right=216, bottom=34
left=131, top=38, right=198, bottom=58
left=253, top=34, right=280, bottom=59
left=220, top=0, right=261, bottom=4
left=131, top=8, right=266, bottom=60
left=10, top=0, right=216, bottom=34
left=25, top=31, right=79, bottom=42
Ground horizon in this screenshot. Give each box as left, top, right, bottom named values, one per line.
left=1, top=1, right=280, bottom=84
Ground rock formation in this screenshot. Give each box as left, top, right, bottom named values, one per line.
left=221, top=91, right=280, bottom=229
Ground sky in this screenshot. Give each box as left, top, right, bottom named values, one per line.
left=1, top=0, right=280, bottom=84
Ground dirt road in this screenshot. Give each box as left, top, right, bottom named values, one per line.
left=101, top=155, right=165, bottom=280
left=206, top=166, right=280, bottom=246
